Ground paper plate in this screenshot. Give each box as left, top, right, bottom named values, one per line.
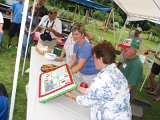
left=44, top=53, right=57, bottom=61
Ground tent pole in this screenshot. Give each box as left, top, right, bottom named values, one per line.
left=115, top=18, right=127, bottom=50
left=84, top=9, right=89, bottom=24
left=22, top=0, right=37, bottom=76
left=72, top=4, right=78, bottom=23
left=112, top=9, right=116, bottom=45
left=104, top=9, right=112, bottom=31
left=140, top=43, right=160, bottom=91
left=9, top=0, right=29, bottom=120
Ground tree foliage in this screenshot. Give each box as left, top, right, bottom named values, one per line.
left=48, top=0, right=159, bottom=36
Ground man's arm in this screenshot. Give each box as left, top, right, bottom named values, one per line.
left=10, top=11, right=13, bottom=23
left=0, top=24, right=3, bottom=33
left=47, top=27, right=61, bottom=37
left=38, top=15, right=48, bottom=30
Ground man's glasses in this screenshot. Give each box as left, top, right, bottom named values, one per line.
left=48, top=11, right=55, bottom=15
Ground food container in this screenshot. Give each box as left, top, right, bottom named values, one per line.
left=44, top=53, right=57, bottom=61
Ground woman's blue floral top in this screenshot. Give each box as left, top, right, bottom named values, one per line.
left=76, top=63, right=132, bottom=120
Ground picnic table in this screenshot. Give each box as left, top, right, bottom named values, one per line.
left=26, top=47, right=90, bottom=120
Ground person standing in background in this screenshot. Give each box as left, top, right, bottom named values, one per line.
left=128, top=27, right=142, bottom=47
left=21, top=6, right=39, bottom=58
left=7, top=0, right=24, bottom=49
left=36, top=0, right=48, bottom=20
left=0, top=12, right=4, bottom=50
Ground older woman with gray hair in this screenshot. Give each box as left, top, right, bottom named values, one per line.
left=65, top=41, right=131, bottom=120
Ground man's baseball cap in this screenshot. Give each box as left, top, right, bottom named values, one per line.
left=49, top=7, right=57, bottom=13
left=118, top=38, right=139, bottom=49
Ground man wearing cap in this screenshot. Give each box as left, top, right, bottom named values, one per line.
left=37, top=8, right=62, bottom=49
left=118, top=38, right=143, bottom=102
left=117, top=27, right=143, bottom=68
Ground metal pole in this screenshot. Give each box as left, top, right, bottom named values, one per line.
left=72, top=4, right=78, bottom=23
left=115, top=18, right=127, bottom=50
left=9, top=0, right=29, bottom=119
left=112, top=9, right=116, bottom=45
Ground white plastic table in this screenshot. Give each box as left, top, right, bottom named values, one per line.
left=26, top=47, right=90, bottom=120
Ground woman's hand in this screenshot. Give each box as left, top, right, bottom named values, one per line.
left=55, top=57, right=63, bottom=62
left=77, top=86, right=87, bottom=94
left=64, top=92, right=72, bottom=97
left=64, top=92, right=77, bottom=100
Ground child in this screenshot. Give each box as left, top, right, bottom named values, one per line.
left=7, top=0, right=24, bottom=48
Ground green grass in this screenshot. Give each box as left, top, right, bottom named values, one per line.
left=0, top=30, right=30, bottom=120
left=1, top=25, right=160, bottom=120
left=1, top=1, right=160, bottom=120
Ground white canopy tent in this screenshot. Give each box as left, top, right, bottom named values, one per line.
left=113, top=0, right=160, bottom=91
left=8, top=0, right=160, bottom=119
left=114, top=0, right=160, bottom=23
left=114, top=0, right=160, bottom=48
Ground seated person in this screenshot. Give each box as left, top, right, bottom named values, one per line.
left=0, top=83, right=8, bottom=120
left=56, top=25, right=94, bottom=64
left=68, top=23, right=98, bottom=85
left=65, top=41, right=131, bottom=120
left=117, top=27, right=143, bottom=67
left=37, top=7, right=62, bottom=49
left=118, top=38, right=143, bottom=102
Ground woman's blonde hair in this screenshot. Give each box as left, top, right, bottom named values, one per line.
left=71, top=22, right=85, bottom=34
